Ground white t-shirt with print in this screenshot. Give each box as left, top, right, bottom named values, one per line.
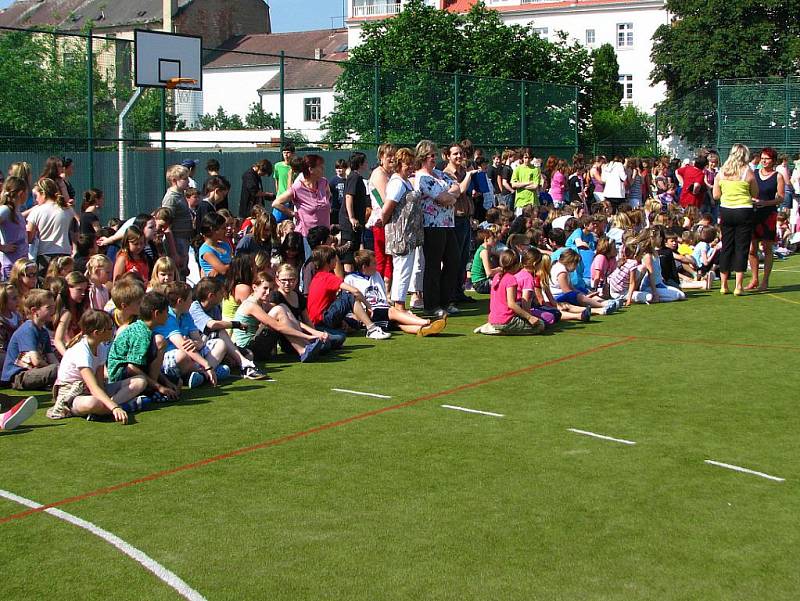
left=344, top=271, right=390, bottom=309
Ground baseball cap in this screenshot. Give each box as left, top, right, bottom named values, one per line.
left=181, top=159, right=198, bottom=169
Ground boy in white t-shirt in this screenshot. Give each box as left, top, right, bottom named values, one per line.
left=344, top=250, right=446, bottom=337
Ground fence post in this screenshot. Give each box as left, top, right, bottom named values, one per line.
left=279, top=51, right=285, bottom=148
left=715, top=81, right=721, bottom=151
left=574, top=85, right=579, bottom=155
left=86, top=29, right=94, bottom=188
left=453, top=73, right=460, bottom=142
left=160, top=87, right=166, bottom=190
left=785, top=76, right=791, bottom=154
left=519, top=81, right=527, bottom=147
left=373, top=65, right=381, bottom=146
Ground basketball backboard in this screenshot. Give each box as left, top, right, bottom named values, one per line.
left=134, top=29, right=202, bottom=91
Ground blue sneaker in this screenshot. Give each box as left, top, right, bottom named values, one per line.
left=299, top=338, right=323, bottom=363
left=215, top=364, right=231, bottom=381
left=187, top=372, right=205, bottom=389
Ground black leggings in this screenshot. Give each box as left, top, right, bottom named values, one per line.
left=719, top=207, right=753, bottom=273
left=422, top=227, right=459, bottom=311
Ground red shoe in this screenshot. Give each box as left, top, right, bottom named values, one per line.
left=0, top=396, right=38, bottom=431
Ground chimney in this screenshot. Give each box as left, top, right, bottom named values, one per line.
left=314, top=48, right=323, bottom=60
left=163, top=0, right=177, bottom=32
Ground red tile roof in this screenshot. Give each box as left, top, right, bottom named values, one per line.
left=204, top=28, right=348, bottom=69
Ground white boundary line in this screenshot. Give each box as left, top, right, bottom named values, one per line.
left=331, top=388, right=392, bottom=399
left=441, top=404, right=504, bottom=417
left=704, top=460, right=785, bottom=482
left=0, top=489, right=207, bottom=601
left=568, top=428, right=636, bottom=445
left=772, top=268, right=800, bottom=273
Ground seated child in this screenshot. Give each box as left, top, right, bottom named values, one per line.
left=86, top=254, right=112, bottom=310
left=307, top=246, right=392, bottom=341
left=475, top=249, right=544, bottom=335
left=153, top=281, right=231, bottom=388
left=523, top=253, right=589, bottom=322
left=345, top=250, right=446, bottom=337
left=470, top=226, right=501, bottom=294
left=608, top=240, right=641, bottom=305
left=590, top=236, right=617, bottom=296
left=148, top=256, right=178, bottom=291
left=47, top=310, right=151, bottom=422
left=107, top=276, right=145, bottom=332
left=189, top=277, right=268, bottom=380
left=0, top=283, right=23, bottom=367
left=232, top=271, right=325, bottom=362
left=0, top=289, right=59, bottom=390
left=106, top=291, right=179, bottom=401
left=270, top=263, right=346, bottom=352
left=550, top=249, right=620, bottom=315
left=691, top=226, right=719, bottom=287
left=632, top=229, right=686, bottom=303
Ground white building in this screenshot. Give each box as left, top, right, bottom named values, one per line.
left=347, top=0, right=668, bottom=112
left=198, top=28, right=348, bottom=140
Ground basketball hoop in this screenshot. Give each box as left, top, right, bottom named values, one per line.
left=165, top=77, right=197, bottom=89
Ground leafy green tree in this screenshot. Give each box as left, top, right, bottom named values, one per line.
left=592, top=105, right=654, bottom=157
left=590, top=44, right=622, bottom=113
left=323, top=0, right=592, bottom=152
left=244, top=102, right=280, bottom=129
left=196, top=107, right=244, bottom=131
left=127, top=89, right=186, bottom=138
left=0, top=29, right=115, bottom=148
left=651, top=0, right=800, bottom=146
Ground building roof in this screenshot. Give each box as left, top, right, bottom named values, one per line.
left=0, top=0, right=193, bottom=30
left=258, top=59, right=344, bottom=93
left=204, top=28, right=348, bottom=69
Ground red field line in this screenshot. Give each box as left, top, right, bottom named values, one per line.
left=565, top=331, right=799, bottom=352
left=0, top=338, right=631, bottom=526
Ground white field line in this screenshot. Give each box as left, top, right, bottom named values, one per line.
left=772, top=268, right=800, bottom=273
left=704, top=460, right=785, bottom=482
left=568, top=428, right=636, bottom=445
left=441, top=405, right=504, bottom=417
left=331, top=388, right=392, bottom=399
left=0, top=489, right=207, bottom=601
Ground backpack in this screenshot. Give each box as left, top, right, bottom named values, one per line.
left=384, top=183, right=423, bottom=256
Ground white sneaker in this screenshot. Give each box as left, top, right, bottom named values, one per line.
left=366, top=325, right=391, bottom=340
left=631, top=291, right=652, bottom=304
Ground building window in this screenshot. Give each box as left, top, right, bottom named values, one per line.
left=532, top=27, right=549, bottom=39
left=585, top=29, right=595, bottom=45
left=617, top=23, right=633, bottom=48
left=304, top=97, right=321, bottom=122
left=619, top=74, right=633, bottom=101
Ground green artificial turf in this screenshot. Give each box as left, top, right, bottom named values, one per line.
left=2, top=259, right=800, bottom=600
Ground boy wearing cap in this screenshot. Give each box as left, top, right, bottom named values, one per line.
left=181, top=159, right=198, bottom=189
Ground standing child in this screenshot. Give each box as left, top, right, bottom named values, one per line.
left=85, top=254, right=112, bottom=310
left=46, top=310, right=151, bottom=422
left=113, top=226, right=150, bottom=282
left=1, top=289, right=59, bottom=390
left=475, top=249, right=544, bottom=335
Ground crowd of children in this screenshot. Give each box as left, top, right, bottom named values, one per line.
left=0, top=143, right=795, bottom=430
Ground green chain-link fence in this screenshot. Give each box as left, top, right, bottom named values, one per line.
left=0, top=25, right=579, bottom=219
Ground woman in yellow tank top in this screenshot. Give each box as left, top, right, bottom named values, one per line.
left=713, top=144, right=760, bottom=295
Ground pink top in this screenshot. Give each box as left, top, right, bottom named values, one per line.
left=514, top=269, right=535, bottom=302
left=549, top=171, right=566, bottom=202
left=489, top=272, right=517, bottom=325
left=88, top=283, right=110, bottom=311
left=591, top=254, right=617, bottom=284
left=290, top=176, right=330, bottom=236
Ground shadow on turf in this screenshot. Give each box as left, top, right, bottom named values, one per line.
left=0, top=423, right=68, bottom=435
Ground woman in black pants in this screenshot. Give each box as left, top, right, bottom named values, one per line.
left=414, top=140, right=460, bottom=317
left=713, top=144, right=759, bottom=296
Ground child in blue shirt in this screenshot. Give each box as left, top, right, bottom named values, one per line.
left=1, top=289, right=59, bottom=390
left=153, top=281, right=230, bottom=388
